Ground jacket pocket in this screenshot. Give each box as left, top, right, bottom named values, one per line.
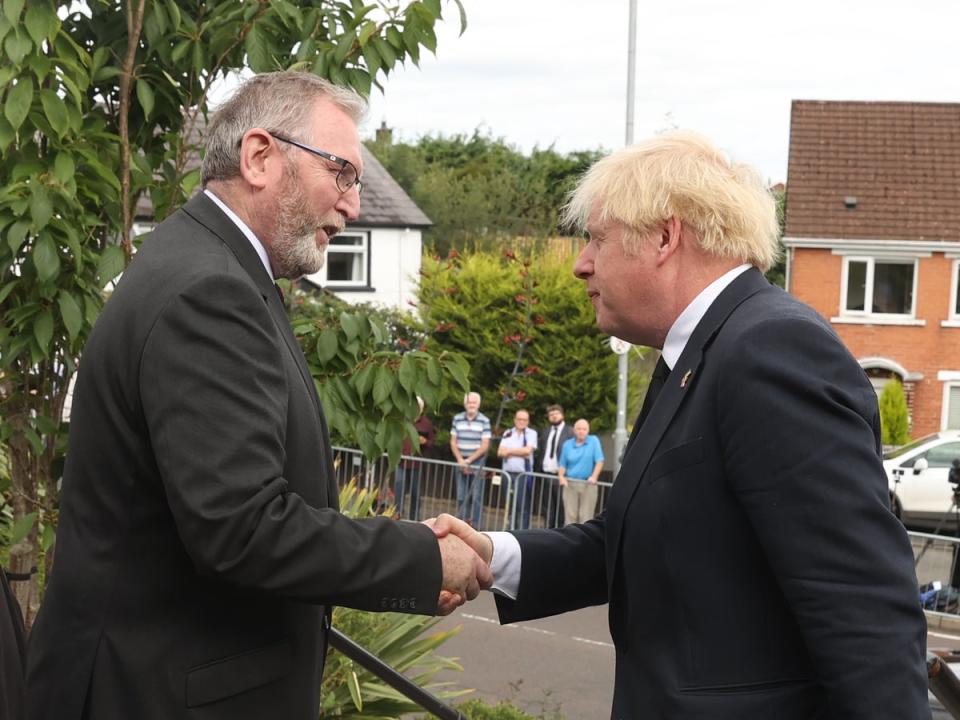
left=680, top=676, right=813, bottom=695
left=647, top=436, right=703, bottom=482
left=186, top=641, right=292, bottom=707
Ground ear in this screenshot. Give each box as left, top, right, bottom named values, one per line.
left=238, top=128, right=284, bottom=190
left=655, top=216, right=683, bottom=265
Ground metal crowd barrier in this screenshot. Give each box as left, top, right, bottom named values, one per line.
left=331, top=446, right=614, bottom=530
left=911, top=530, right=960, bottom=618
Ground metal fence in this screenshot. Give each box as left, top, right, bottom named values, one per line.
left=912, top=530, right=960, bottom=618
left=331, top=446, right=614, bottom=531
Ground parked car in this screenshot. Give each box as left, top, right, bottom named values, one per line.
left=885, top=430, right=960, bottom=531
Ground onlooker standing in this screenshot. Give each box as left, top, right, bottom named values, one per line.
left=395, top=397, right=435, bottom=520
left=557, top=419, right=604, bottom=525
left=497, top=410, right=538, bottom=530
left=537, top=404, right=574, bottom=528
left=450, top=392, right=491, bottom=528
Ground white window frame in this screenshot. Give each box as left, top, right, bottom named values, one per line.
left=940, top=374, right=960, bottom=430
left=949, top=259, right=960, bottom=323
left=318, top=230, right=371, bottom=289
left=838, top=256, right=918, bottom=320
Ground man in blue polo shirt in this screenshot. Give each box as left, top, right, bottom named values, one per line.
left=450, top=392, right=491, bottom=528
left=557, top=418, right=604, bottom=525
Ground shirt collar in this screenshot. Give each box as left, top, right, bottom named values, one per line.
left=660, top=264, right=751, bottom=370
left=204, top=189, right=274, bottom=281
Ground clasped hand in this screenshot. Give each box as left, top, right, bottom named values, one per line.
left=423, top=514, right=494, bottom=616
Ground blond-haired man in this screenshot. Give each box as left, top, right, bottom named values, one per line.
left=432, top=132, right=928, bottom=719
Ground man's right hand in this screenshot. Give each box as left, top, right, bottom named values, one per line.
left=434, top=529, right=492, bottom=616
left=429, top=513, right=493, bottom=565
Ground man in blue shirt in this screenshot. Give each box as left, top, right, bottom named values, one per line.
left=557, top=419, right=604, bottom=525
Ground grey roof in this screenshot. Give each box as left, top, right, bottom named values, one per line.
left=356, top=145, right=431, bottom=228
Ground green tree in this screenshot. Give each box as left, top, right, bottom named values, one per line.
left=879, top=380, right=911, bottom=446
left=366, top=131, right=602, bottom=255
left=0, top=0, right=465, bottom=625
left=417, top=250, right=618, bottom=434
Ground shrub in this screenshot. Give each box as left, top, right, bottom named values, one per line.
left=879, top=380, right=911, bottom=446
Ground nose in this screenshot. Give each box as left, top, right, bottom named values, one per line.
left=573, top=242, right=594, bottom=279
left=336, top=186, right=361, bottom=222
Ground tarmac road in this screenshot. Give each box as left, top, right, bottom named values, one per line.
left=428, top=593, right=960, bottom=719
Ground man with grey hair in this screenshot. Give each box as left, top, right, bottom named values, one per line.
left=26, top=71, right=490, bottom=720
left=431, top=132, right=929, bottom=718
left=450, top=392, right=491, bottom=528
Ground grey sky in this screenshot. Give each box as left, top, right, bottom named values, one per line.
left=364, top=0, right=959, bottom=183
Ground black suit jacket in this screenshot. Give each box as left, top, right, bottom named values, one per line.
left=497, top=269, right=929, bottom=719
left=1, top=569, right=26, bottom=720
left=535, top=423, right=574, bottom=473
left=27, top=194, right=442, bottom=720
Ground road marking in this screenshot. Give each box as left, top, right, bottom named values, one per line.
left=460, top=613, right=614, bottom=649
left=930, top=630, right=960, bottom=641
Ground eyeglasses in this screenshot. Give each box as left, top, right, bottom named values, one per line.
left=269, top=132, right=363, bottom=195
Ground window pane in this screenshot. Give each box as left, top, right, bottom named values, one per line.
left=331, top=235, right=364, bottom=247
left=955, top=264, right=960, bottom=316
left=326, top=250, right=364, bottom=282
left=845, top=261, right=867, bottom=311
left=872, top=262, right=913, bottom=314
left=949, top=387, right=960, bottom=430
left=924, top=441, right=960, bottom=467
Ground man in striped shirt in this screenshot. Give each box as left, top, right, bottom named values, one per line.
left=450, top=392, right=491, bottom=528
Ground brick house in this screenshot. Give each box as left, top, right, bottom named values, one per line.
left=783, top=100, right=960, bottom=438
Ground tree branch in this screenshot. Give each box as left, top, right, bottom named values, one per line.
left=118, top=0, right=148, bottom=260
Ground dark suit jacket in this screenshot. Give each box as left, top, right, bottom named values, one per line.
left=535, top=423, right=574, bottom=473
left=27, top=194, right=442, bottom=720
left=1, top=569, right=27, bottom=720
left=497, top=269, right=929, bottom=719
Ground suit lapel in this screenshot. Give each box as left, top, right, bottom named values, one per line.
left=181, top=194, right=323, bottom=420
left=605, top=268, right=771, bottom=592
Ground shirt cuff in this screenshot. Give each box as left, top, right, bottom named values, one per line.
left=485, top=531, right=521, bottom=600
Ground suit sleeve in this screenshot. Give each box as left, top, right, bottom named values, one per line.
left=495, top=515, right=608, bottom=622
left=717, top=315, right=928, bottom=717
left=140, top=273, right=442, bottom=614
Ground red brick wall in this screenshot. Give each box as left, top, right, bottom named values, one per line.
left=789, top=247, right=960, bottom=437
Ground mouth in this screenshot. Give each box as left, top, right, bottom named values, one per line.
left=587, top=290, right=599, bottom=302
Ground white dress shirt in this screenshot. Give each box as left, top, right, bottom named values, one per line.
left=541, top=422, right=565, bottom=474
left=204, top=189, right=275, bottom=281
left=486, top=263, right=753, bottom=599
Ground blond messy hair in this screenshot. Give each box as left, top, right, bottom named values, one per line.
left=561, top=132, right=779, bottom=271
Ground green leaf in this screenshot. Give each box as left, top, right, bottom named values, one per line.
left=353, top=362, right=376, bottom=398
left=333, top=30, right=356, bottom=64
left=10, top=512, right=36, bottom=546
left=245, top=23, right=271, bottom=72
left=452, top=0, right=468, bottom=34
left=53, top=152, right=75, bottom=183
left=33, top=235, right=60, bottom=282
left=2, top=0, right=23, bottom=25
left=423, top=0, right=441, bottom=18
left=29, top=183, right=53, bottom=230
left=4, top=75, right=33, bottom=130
left=41, top=522, right=55, bottom=552
left=40, top=89, right=68, bottom=137
left=135, top=79, right=154, bottom=119
left=58, top=290, right=82, bottom=342
left=33, top=308, right=53, bottom=349
left=358, top=20, right=377, bottom=46
left=96, top=244, right=125, bottom=287
left=398, top=354, right=416, bottom=393
left=426, top=356, right=441, bottom=384
left=0, top=279, right=17, bottom=305
left=7, top=219, right=29, bottom=253
left=24, top=4, right=57, bottom=45
left=386, top=25, right=403, bottom=49
left=316, top=328, right=338, bottom=364
left=360, top=41, right=380, bottom=74
left=3, top=28, right=31, bottom=65
left=346, top=68, right=371, bottom=97
left=372, top=364, right=397, bottom=404
left=340, top=312, right=361, bottom=341
left=444, top=356, right=469, bottom=391
left=165, top=0, right=181, bottom=30
left=0, top=113, right=12, bottom=152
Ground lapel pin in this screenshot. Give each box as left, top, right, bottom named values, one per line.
left=680, top=370, right=693, bottom=388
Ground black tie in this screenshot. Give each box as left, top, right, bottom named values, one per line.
left=547, top=426, right=559, bottom=461
left=636, top=356, right=670, bottom=429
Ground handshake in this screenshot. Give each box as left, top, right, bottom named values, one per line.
left=423, top=514, right=495, bottom=616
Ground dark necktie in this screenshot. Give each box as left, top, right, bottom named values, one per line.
left=636, top=356, right=671, bottom=429
left=522, top=430, right=531, bottom=472
left=547, top=426, right=559, bottom=461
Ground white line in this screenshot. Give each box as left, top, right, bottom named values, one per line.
left=459, top=613, right=612, bottom=648
left=572, top=635, right=615, bottom=649
left=930, top=631, right=960, bottom=641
